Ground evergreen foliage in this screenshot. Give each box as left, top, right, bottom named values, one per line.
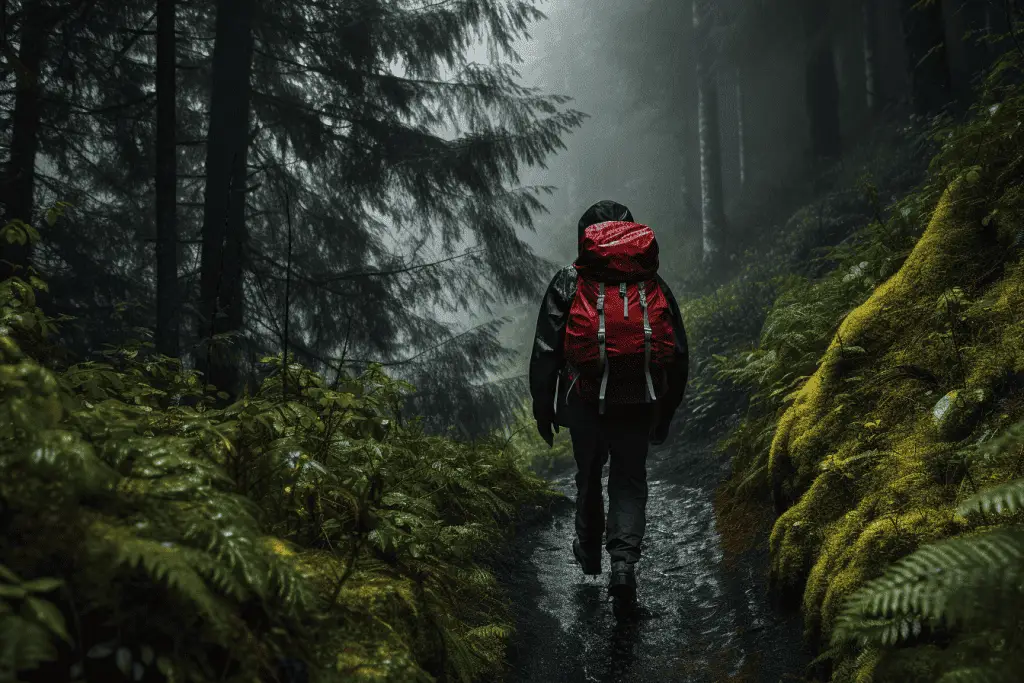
left=0, top=225, right=557, bottom=683
left=2, top=0, right=584, bottom=436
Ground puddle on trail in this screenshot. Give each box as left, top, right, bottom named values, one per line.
left=501, top=441, right=809, bottom=683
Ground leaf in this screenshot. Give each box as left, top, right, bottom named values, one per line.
left=23, top=577, right=64, bottom=594
left=0, top=584, right=27, bottom=599
left=87, top=642, right=115, bottom=658
left=116, top=647, right=133, bottom=676
left=24, top=596, right=71, bottom=643
left=0, top=564, right=22, bottom=583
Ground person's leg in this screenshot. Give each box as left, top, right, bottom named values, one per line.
left=603, top=408, right=652, bottom=566
left=569, top=416, right=609, bottom=554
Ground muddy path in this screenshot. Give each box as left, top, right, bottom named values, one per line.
left=497, top=435, right=811, bottom=682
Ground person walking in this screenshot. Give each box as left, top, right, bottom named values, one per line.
left=529, top=200, right=688, bottom=616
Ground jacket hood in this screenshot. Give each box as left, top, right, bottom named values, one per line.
left=577, top=200, right=633, bottom=243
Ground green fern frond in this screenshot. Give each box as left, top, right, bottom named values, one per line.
left=958, top=478, right=1024, bottom=517
left=833, top=528, right=1024, bottom=646
left=0, top=613, right=60, bottom=673
left=87, top=519, right=240, bottom=633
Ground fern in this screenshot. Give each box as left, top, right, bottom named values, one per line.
left=1, top=241, right=551, bottom=682
left=958, top=478, right=1024, bottom=517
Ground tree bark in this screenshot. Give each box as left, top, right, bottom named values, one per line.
left=941, top=0, right=980, bottom=105
left=735, top=66, right=746, bottom=188
left=952, top=0, right=999, bottom=85
left=693, top=0, right=727, bottom=270
left=803, top=0, right=842, bottom=160
left=863, top=0, right=881, bottom=113
left=1, top=0, right=47, bottom=280
left=155, top=0, right=179, bottom=357
left=199, top=0, right=255, bottom=395
left=679, top=0, right=701, bottom=229
left=900, top=0, right=954, bottom=116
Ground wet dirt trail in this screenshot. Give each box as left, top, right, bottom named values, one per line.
left=498, top=435, right=811, bottom=682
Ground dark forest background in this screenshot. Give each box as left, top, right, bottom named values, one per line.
left=1, top=0, right=1019, bottom=435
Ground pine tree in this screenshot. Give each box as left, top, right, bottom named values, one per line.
left=802, top=0, right=842, bottom=160
left=900, top=0, right=954, bottom=116
left=1, top=0, right=48, bottom=280
left=693, top=0, right=728, bottom=269
left=2, top=0, right=583, bottom=434
left=155, top=0, right=180, bottom=358
left=197, top=0, right=255, bottom=397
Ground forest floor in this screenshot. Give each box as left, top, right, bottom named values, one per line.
left=496, top=427, right=812, bottom=683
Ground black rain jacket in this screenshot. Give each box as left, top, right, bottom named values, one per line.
left=529, top=201, right=689, bottom=433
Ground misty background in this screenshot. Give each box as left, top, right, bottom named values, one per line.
left=2, top=0, right=1007, bottom=437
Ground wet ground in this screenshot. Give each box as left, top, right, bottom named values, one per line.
left=498, top=436, right=811, bottom=683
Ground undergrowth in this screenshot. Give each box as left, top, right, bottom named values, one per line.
left=0, top=237, right=558, bottom=683
left=689, top=38, right=1024, bottom=683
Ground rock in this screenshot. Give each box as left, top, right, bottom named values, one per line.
left=931, top=388, right=987, bottom=441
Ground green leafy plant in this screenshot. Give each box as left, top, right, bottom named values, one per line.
left=830, top=422, right=1024, bottom=682
left=0, top=222, right=554, bottom=683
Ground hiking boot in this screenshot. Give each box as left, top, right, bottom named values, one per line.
left=608, top=561, right=637, bottom=605
left=572, top=539, right=602, bottom=575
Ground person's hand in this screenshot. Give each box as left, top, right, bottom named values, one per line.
left=535, top=416, right=559, bottom=448
left=649, top=420, right=670, bottom=446
left=537, top=420, right=553, bottom=447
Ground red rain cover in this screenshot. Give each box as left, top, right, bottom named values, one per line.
left=564, top=222, right=676, bottom=404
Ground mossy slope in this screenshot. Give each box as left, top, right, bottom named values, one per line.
left=767, top=141, right=1024, bottom=678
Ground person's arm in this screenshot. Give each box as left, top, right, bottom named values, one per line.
left=655, top=276, right=689, bottom=431
left=529, top=267, right=575, bottom=429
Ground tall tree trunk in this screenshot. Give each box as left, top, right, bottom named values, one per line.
left=735, top=66, right=746, bottom=188
left=199, top=0, right=255, bottom=395
left=952, top=0, right=999, bottom=84
left=155, top=0, right=180, bottom=357
left=900, top=0, right=954, bottom=116
left=680, top=0, right=701, bottom=229
left=1, top=0, right=46, bottom=280
left=693, top=0, right=727, bottom=269
left=803, top=0, right=842, bottom=160
left=941, top=0, right=977, bottom=106
left=863, top=0, right=882, bottom=113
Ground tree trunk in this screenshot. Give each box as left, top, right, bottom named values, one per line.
left=679, top=0, right=701, bottom=229
left=1, top=0, right=46, bottom=280
left=155, top=0, right=180, bottom=358
left=953, top=0, right=999, bottom=84
left=693, top=0, right=727, bottom=270
left=941, top=0, right=978, bottom=106
left=804, top=0, right=842, bottom=160
left=863, top=0, right=881, bottom=112
left=900, top=0, right=954, bottom=116
left=199, top=0, right=255, bottom=395
left=735, top=66, right=746, bottom=188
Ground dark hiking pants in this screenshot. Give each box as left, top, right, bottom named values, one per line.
left=568, top=404, right=653, bottom=566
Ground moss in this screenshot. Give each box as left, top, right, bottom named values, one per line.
left=753, top=169, right=1024, bottom=679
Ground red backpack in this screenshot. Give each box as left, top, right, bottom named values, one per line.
left=564, top=221, right=676, bottom=414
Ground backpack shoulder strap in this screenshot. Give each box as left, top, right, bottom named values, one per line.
left=597, top=282, right=610, bottom=414
left=637, top=281, right=657, bottom=402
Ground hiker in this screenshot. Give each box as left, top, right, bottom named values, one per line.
left=529, top=200, right=688, bottom=613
